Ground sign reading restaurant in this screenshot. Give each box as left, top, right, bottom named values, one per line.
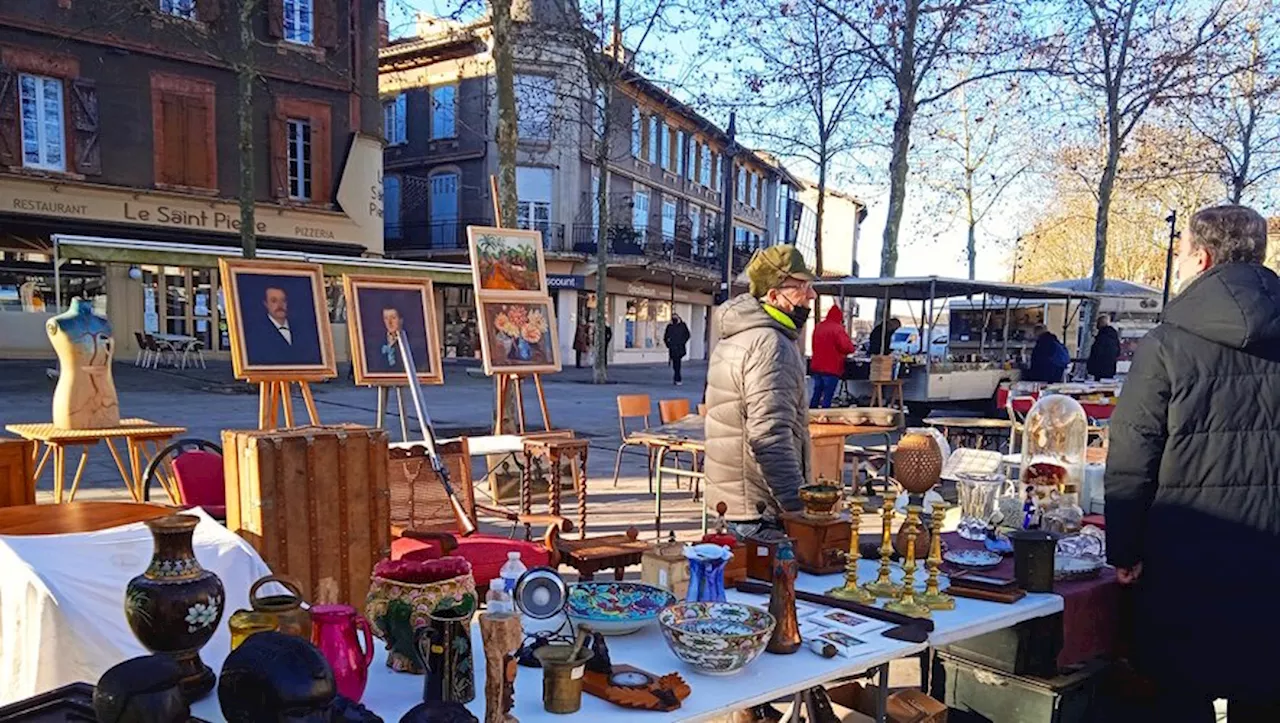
left=0, top=136, right=385, bottom=252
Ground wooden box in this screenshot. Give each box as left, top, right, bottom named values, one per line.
left=223, top=425, right=390, bottom=608
left=870, top=355, right=896, bottom=382
left=933, top=652, right=1106, bottom=723
left=782, top=512, right=851, bottom=575
left=745, top=535, right=795, bottom=582
left=641, top=538, right=690, bottom=598
left=0, top=439, right=34, bottom=508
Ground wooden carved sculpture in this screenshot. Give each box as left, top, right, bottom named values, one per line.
left=48, top=298, right=119, bottom=429
left=479, top=612, right=521, bottom=723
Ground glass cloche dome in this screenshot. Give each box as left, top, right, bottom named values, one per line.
left=1019, top=393, right=1088, bottom=532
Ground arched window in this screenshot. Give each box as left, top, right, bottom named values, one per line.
left=429, top=171, right=459, bottom=248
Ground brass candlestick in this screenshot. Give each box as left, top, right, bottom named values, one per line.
left=884, top=504, right=931, bottom=618
left=918, top=501, right=955, bottom=611
left=827, top=496, right=875, bottom=603
left=862, top=497, right=903, bottom=599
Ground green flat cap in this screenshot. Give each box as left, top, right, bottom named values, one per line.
left=745, top=245, right=815, bottom=297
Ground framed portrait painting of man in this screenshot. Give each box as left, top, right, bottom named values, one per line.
left=342, top=275, right=444, bottom=386
left=475, top=295, right=562, bottom=375
left=218, top=258, right=336, bottom=380
left=466, top=226, right=548, bottom=296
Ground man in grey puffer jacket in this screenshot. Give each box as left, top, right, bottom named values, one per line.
left=705, top=245, right=816, bottom=531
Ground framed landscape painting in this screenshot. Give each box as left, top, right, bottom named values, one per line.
left=466, top=226, right=548, bottom=296
left=218, top=258, right=336, bottom=381
left=342, top=275, right=444, bottom=387
left=475, top=295, right=562, bottom=374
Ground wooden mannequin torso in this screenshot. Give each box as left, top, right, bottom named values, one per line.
left=48, top=298, right=120, bottom=430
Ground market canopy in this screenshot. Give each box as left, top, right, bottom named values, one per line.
left=812, top=275, right=1108, bottom=301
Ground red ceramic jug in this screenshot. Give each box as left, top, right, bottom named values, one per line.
left=310, top=604, right=375, bottom=702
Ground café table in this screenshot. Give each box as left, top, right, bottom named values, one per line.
left=923, top=417, right=1013, bottom=451
left=4, top=419, right=188, bottom=503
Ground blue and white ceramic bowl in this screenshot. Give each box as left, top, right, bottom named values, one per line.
left=566, top=582, right=676, bottom=635
left=658, top=602, right=775, bottom=675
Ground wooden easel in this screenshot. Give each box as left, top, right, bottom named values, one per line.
left=375, top=385, right=412, bottom=441
left=256, top=379, right=321, bottom=429
left=494, top=372, right=552, bottom=434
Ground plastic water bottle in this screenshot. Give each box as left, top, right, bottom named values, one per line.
left=499, top=551, right=527, bottom=594
left=485, top=578, right=514, bottom=616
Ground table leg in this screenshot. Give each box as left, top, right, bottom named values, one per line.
left=521, top=449, right=534, bottom=541
left=52, top=445, right=65, bottom=504
left=548, top=450, right=563, bottom=525
left=919, top=647, right=933, bottom=695
left=654, top=447, right=665, bottom=540
left=875, top=663, right=889, bottom=723
left=103, top=439, right=136, bottom=501
left=575, top=445, right=588, bottom=539
left=127, top=438, right=144, bottom=502
left=65, top=446, right=91, bottom=502
left=32, top=444, right=52, bottom=486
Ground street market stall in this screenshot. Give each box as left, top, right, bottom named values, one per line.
left=814, top=276, right=1107, bottom=412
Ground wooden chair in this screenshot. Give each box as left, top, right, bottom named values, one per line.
left=612, top=394, right=655, bottom=489
left=659, top=398, right=691, bottom=424
left=388, top=438, right=571, bottom=590
left=141, top=438, right=226, bottom=521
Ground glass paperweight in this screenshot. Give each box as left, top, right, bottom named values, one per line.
left=1020, top=394, right=1087, bottom=530
left=955, top=472, right=1006, bottom=540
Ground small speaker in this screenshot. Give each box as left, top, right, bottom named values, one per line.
left=514, top=567, right=566, bottom=620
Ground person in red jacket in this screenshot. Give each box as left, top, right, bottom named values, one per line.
left=810, top=306, right=856, bottom=408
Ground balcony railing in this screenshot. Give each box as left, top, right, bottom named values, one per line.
left=566, top=225, right=734, bottom=271
left=388, top=219, right=567, bottom=253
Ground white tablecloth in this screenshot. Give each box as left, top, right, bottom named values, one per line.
left=191, top=559, right=1062, bottom=723
left=0, top=508, right=272, bottom=704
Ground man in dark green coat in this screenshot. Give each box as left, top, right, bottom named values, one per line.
left=1106, top=204, right=1280, bottom=721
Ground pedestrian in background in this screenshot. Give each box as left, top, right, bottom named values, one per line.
left=1107, top=204, right=1280, bottom=722
left=572, top=322, right=590, bottom=368
left=1086, top=314, right=1121, bottom=380
left=1025, top=324, right=1069, bottom=382
left=809, top=305, right=855, bottom=408
left=866, top=317, right=900, bottom=355
left=664, top=313, right=691, bottom=385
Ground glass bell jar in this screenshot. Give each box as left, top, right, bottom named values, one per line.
left=1019, top=394, right=1088, bottom=532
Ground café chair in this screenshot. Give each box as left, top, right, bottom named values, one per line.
left=612, top=394, right=656, bottom=490
left=141, top=438, right=226, bottom=521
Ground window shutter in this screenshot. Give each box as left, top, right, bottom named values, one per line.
left=269, top=110, right=288, bottom=198
left=312, top=108, right=332, bottom=203
left=197, top=0, right=222, bottom=24
left=0, top=67, right=17, bottom=168
left=315, top=0, right=340, bottom=49
left=70, top=78, right=100, bottom=175
left=185, top=94, right=211, bottom=188
left=160, top=93, right=187, bottom=185
left=267, top=0, right=285, bottom=39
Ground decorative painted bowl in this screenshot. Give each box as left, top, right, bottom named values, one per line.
left=943, top=549, right=1003, bottom=569
left=658, top=602, right=775, bottom=676
left=566, top=582, right=676, bottom=636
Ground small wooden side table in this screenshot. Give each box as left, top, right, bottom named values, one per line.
left=5, top=419, right=187, bottom=503
left=555, top=527, right=647, bottom=581
left=521, top=437, right=590, bottom=539
left=0, top=501, right=174, bottom=535
left=870, top=380, right=905, bottom=410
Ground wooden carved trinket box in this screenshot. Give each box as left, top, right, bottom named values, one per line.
left=781, top=511, right=852, bottom=576
left=581, top=632, right=690, bottom=712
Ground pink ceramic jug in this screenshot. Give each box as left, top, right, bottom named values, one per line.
left=309, top=604, right=375, bottom=702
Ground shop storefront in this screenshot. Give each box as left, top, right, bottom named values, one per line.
left=603, top=278, right=713, bottom=365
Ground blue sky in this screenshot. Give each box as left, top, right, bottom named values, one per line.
left=384, top=0, right=1026, bottom=285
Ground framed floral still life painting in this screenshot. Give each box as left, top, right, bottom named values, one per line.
left=218, top=258, right=336, bottom=381
left=342, top=275, right=444, bottom=387
left=466, top=226, right=548, bottom=296
left=476, top=295, right=562, bottom=375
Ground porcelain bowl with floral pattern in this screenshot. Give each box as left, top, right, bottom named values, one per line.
left=566, top=581, right=676, bottom=635
left=658, top=602, right=775, bottom=675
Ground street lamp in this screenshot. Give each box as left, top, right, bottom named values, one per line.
left=1161, top=211, right=1179, bottom=307
left=718, top=112, right=739, bottom=304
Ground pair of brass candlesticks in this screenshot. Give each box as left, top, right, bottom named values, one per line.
left=826, top=433, right=954, bottom=617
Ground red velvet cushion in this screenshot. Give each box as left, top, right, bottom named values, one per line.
left=391, top=534, right=550, bottom=590
left=172, top=450, right=225, bottom=508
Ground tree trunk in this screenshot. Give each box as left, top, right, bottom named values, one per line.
left=492, top=0, right=518, bottom=227
left=813, top=142, right=827, bottom=317
left=593, top=97, right=611, bottom=384
left=490, top=0, right=519, bottom=431
left=1084, top=143, right=1121, bottom=357
left=237, top=0, right=257, bottom=258
left=881, top=101, right=914, bottom=283
left=965, top=170, right=977, bottom=280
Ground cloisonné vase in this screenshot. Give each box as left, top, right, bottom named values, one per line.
left=124, top=514, right=225, bottom=702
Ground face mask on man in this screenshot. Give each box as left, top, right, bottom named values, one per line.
left=787, top=306, right=811, bottom=327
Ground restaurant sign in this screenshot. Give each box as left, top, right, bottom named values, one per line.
left=1, top=172, right=376, bottom=249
